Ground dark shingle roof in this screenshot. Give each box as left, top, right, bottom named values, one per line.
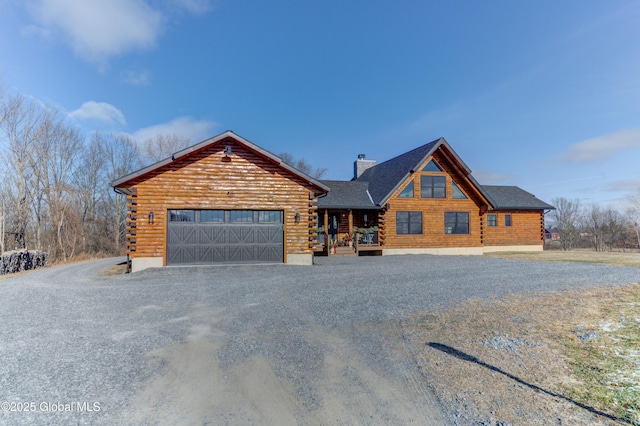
left=317, top=180, right=378, bottom=209
left=482, top=185, right=555, bottom=210
left=355, top=139, right=441, bottom=204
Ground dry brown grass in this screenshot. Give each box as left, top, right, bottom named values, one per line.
left=98, top=262, right=128, bottom=276
left=484, top=249, right=640, bottom=268
left=403, top=284, right=640, bottom=425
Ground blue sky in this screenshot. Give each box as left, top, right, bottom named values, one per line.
left=1, top=0, right=640, bottom=207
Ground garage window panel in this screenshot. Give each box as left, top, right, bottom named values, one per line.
left=169, top=210, right=195, bottom=222
left=200, top=210, right=224, bottom=222
left=230, top=210, right=254, bottom=223
left=258, top=211, right=283, bottom=223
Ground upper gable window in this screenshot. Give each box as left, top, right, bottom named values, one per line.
left=421, top=176, right=446, bottom=198
left=452, top=181, right=468, bottom=199
left=398, top=180, right=414, bottom=198
left=422, top=159, right=443, bottom=172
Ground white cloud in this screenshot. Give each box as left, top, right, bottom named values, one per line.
left=28, top=0, right=164, bottom=63
left=131, top=117, right=218, bottom=144
left=69, top=101, right=126, bottom=125
left=560, top=129, right=640, bottom=163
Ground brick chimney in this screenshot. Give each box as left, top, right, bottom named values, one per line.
left=354, top=154, right=376, bottom=179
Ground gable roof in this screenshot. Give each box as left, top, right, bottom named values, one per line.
left=355, top=137, right=492, bottom=207
left=111, top=130, right=330, bottom=193
left=482, top=185, right=555, bottom=210
left=317, top=180, right=378, bottom=209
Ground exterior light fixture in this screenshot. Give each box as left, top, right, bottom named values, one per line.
left=222, top=145, right=233, bottom=162
left=148, top=211, right=154, bottom=224
left=294, top=212, right=300, bottom=223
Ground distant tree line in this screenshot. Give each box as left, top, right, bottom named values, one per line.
left=0, top=84, right=191, bottom=263
left=548, top=194, right=640, bottom=251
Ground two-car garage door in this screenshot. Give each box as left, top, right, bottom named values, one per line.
left=166, top=209, right=284, bottom=265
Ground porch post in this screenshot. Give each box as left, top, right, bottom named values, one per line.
left=323, top=209, right=329, bottom=250
left=348, top=209, right=353, bottom=236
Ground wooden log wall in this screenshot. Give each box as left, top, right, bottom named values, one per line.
left=118, top=139, right=323, bottom=262
left=125, top=190, right=137, bottom=255
left=382, top=152, right=485, bottom=249
left=484, top=210, right=545, bottom=246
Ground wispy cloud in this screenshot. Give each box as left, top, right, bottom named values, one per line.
left=69, top=101, right=126, bottom=125
left=173, top=0, right=213, bottom=15
left=560, top=129, right=640, bottom=163
left=20, top=23, right=51, bottom=38
left=27, top=0, right=164, bottom=65
left=121, top=68, right=152, bottom=86
left=602, top=177, right=640, bottom=193
left=472, top=170, right=515, bottom=185
left=131, top=117, right=218, bottom=144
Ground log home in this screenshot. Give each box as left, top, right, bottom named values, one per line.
left=112, top=131, right=554, bottom=272
left=316, top=137, right=554, bottom=256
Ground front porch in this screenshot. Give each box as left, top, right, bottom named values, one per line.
left=315, top=208, right=382, bottom=256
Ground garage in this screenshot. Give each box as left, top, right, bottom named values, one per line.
left=167, top=209, right=284, bottom=265
left=112, top=131, right=328, bottom=272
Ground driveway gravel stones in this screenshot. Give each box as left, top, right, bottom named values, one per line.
left=0, top=255, right=637, bottom=425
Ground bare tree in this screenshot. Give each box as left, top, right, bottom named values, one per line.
left=279, top=152, right=327, bottom=179
left=626, top=188, right=640, bottom=248
left=0, top=94, right=46, bottom=249
left=95, top=132, right=140, bottom=251
left=141, top=134, right=191, bottom=165
left=584, top=204, right=628, bottom=251
left=33, top=111, right=83, bottom=260
left=75, top=134, right=108, bottom=254
left=549, top=197, right=583, bottom=250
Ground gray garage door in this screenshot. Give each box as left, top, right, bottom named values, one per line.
left=167, top=210, right=284, bottom=265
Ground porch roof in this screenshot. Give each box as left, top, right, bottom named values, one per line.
left=317, top=180, right=380, bottom=210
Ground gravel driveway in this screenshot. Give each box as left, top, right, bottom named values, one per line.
left=0, top=255, right=638, bottom=425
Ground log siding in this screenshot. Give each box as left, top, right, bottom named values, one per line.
left=120, top=139, right=320, bottom=264
left=383, top=155, right=484, bottom=249
left=484, top=210, right=545, bottom=247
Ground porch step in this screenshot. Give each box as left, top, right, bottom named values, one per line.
left=330, top=246, right=357, bottom=257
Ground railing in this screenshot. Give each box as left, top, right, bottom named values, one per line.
left=353, top=231, right=380, bottom=254
left=357, top=231, right=378, bottom=246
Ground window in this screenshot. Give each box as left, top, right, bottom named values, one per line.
left=423, top=159, right=443, bottom=172
left=229, top=210, right=253, bottom=222
left=396, top=211, right=422, bottom=234
left=200, top=210, right=224, bottom=222
left=398, top=180, right=414, bottom=198
left=444, top=212, right=469, bottom=234
left=421, top=176, right=446, bottom=198
left=169, top=210, right=195, bottom=222
left=258, top=211, right=282, bottom=223
left=487, top=214, right=497, bottom=227
left=505, top=214, right=512, bottom=227
left=452, top=181, right=468, bottom=199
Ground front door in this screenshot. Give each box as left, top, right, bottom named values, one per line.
left=328, top=213, right=340, bottom=241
